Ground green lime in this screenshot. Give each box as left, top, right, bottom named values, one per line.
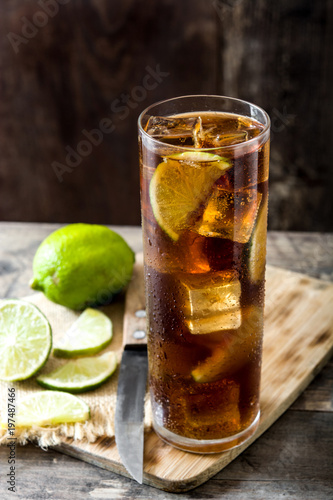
left=149, top=152, right=231, bottom=241
left=30, top=224, right=135, bottom=310
left=0, top=300, right=52, bottom=382
left=249, top=199, right=268, bottom=282
left=36, top=352, right=117, bottom=393
left=13, top=391, right=90, bottom=427
left=53, top=308, right=112, bottom=358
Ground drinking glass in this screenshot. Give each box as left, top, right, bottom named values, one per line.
left=138, top=95, right=270, bottom=453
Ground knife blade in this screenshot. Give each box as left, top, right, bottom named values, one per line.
left=115, top=253, right=147, bottom=484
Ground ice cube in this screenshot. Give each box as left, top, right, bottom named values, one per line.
left=186, top=312, right=241, bottom=335
left=179, top=271, right=241, bottom=334
left=195, top=119, right=249, bottom=147
left=196, top=187, right=262, bottom=243
left=191, top=306, right=263, bottom=383
left=212, top=131, right=248, bottom=147
left=145, top=115, right=203, bottom=147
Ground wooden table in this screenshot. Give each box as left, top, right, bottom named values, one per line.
left=0, top=223, right=332, bottom=500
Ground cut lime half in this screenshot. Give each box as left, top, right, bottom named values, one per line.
left=36, top=351, right=118, bottom=393
left=13, top=391, right=90, bottom=427
left=53, top=308, right=113, bottom=358
left=149, top=152, right=231, bottom=241
left=0, top=300, right=52, bottom=382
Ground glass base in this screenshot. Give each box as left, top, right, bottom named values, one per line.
left=153, top=410, right=260, bottom=454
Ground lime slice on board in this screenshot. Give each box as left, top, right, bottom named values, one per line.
left=149, top=152, right=231, bottom=241
left=36, top=351, right=118, bottom=393
left=53, top=308, right=113, bottom=358
left=0, top=300, right=52, bottom=382
left=13, top=391, right=90, bottom=427
left=249, top=198, right=268, bottom=282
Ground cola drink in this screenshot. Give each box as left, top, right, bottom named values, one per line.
left=138, top=96, right=270, bottom=453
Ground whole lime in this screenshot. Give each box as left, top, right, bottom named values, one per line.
left=30, top=224, right=135, bottom=310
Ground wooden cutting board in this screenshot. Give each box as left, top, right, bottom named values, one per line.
left=54, top=263, right=333, bottom=493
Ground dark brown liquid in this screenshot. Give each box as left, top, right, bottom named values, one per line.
left=140, top=112, right=269, bottom=442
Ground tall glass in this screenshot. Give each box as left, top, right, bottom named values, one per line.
left=138, top=95, right=270, bottom=453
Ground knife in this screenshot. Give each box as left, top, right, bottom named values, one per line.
left=115, top=253, right=148, bottom=484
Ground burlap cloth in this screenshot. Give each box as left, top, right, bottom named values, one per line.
left=0, top=292, right=152, bottom=448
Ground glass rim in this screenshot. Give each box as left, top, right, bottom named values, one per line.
left=138, top=94, right=270, bottom=152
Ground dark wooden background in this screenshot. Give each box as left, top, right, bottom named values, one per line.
left=0, top=0, right=332, bottom=230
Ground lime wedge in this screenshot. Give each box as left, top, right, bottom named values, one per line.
left=249, top=198, right=268, bottom=282
left=36, top=351, right=118, bottom=393
left=13, top=391, right=90, bottom=427
left=0, top=300, right=52, bottom=382
left=53, top=308, right=112, bottom=358
left=150, top=152, right=231, bottom=241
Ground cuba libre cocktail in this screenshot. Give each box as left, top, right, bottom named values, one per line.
left=138, top=96, right=270, bottom=453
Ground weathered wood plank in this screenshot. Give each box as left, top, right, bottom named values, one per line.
left=0, top=226, right=332, bottom=497
left=0, top=225, right=332, bottom=410
left=290, top=359, right=333, bottom=412
left=216, top=0, right=333, bottom=232
left=0, top=0, right=217, bottom=225
left=40, top=262, right=331, bottom=492
left=2, top=253, right=333, bottom=491
left=1, top=225, right=332, bottom=300
left=1, top=1, right=332, bottom=231
left=266, top=231, right=333, bottom=281
left=0, top=411, right=331, bottom=499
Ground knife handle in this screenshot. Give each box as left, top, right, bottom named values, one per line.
left=123, top=253, right=147, bottom=347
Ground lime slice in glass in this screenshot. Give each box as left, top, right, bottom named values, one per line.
left=53, top=308, right=112, bottom=358
left=14, top=391, right=90, bottom=427
left=36, top=351, right=118, bottom=393
left=149, top=152, right=231, bottom=241
left=166, top=152, right=229, bottom=163
left=0, top=300, right=52, bottom=382
left=249, top=198, right=268, bottom=282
